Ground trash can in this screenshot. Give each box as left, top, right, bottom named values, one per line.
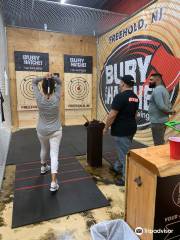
left=90, top=219, right=139, bottom=240
left=85, top=120, right=105, bottom=167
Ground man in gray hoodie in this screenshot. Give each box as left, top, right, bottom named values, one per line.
left=148, top=73, right=175, bottom=145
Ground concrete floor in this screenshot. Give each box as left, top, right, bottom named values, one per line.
left=0, top=157, right=125, bottom=240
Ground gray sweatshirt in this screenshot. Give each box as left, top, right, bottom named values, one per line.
left=148, top=85, right=172, bottom=123
left=32, top=76, right=61, bottom=136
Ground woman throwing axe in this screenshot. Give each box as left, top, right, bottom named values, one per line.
left=32, top=73, right=62, bottom=192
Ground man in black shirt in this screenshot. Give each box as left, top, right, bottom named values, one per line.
left=103, top=75, right=139, bottom=186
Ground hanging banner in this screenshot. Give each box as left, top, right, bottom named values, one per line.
left=97, top=0, right=180, bottom=145
left=14, top=51, right=49, bottom=111
left=64, top=55, right=92, bottom=110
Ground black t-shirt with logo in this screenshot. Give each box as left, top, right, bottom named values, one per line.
left=111, top=90, right=139, bottom=137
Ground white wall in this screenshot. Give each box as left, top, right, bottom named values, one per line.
left=0, top=9, right=11, bottom=188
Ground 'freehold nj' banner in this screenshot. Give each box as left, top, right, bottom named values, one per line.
left=14, top=51, right=49, bottom=111
left=97, top=0, right=180, bottom=145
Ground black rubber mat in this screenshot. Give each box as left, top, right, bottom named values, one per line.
left=6, top=126, right=87, bottom=165
left=6, top=126, right=147, bottom=165
left=12, top=157, right=109, bottom=228
left=103, top=139, right=147, bottom=166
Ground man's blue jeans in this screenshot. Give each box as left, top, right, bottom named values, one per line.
left=113, top=136, right=133, bottom=178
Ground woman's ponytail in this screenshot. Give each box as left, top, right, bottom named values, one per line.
left=47, top=79, right=50, bottom=95
left=42, top=77, right=55, bottom=96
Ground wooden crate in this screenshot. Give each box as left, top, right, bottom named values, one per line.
left=125, top=144, right=180, bottom=240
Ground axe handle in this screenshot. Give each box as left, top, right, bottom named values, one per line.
left=82, top=114, right=89, bottom=122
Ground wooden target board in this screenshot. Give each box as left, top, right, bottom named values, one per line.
left=64, top=74, right=92, bottom=109
left=16, top=72, right=43, bottom=111
left=64, top=55, right=92, bottom=109
left=15, top=51, right=49, bottom=111
left=64, top=55, right=92, bottom=124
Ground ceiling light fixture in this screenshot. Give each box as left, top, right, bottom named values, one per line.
left=60, top=0, right=66, bottom=4
left=44, top=23, right=47, bottom=31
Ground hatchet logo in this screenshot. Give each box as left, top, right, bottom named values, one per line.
left=164, top=221, right=180, bottom=240
left=172, top=182, right=180, bottom=208
left=139, top=44, right=180, bottom=94
left=150, top=45, right=180, bottom=91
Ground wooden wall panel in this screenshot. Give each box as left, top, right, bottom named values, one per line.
left=7, top=27, right=97, bottom=129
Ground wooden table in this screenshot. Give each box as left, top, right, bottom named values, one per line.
left=125, top=144, right=180, bottom=240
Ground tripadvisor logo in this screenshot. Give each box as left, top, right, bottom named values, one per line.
left=100, top=35, right=179, bottom=130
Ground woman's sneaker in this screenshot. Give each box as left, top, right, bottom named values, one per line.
left=50, top=181, right=59, bottom=192
left=41, top=164, right=51, bottom=174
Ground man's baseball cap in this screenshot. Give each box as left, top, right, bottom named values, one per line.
left=120, top=75, right=135, bottom=86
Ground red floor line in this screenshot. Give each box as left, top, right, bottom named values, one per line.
left=15, top=169, right=84, bottom=181
left=15, top=176, right=92, bottom=191
left=16, top=162, right=79, bottom=173
left=16, top=156, right=77, bottom=167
